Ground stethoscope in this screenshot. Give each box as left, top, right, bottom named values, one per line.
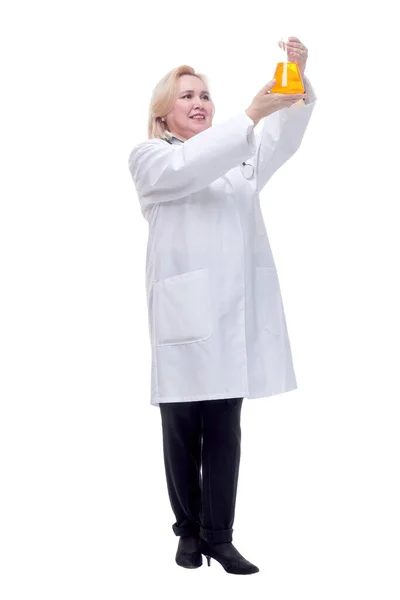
left=241, top=161, right=254, bottom=180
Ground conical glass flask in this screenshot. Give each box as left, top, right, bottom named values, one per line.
left=271, top=38, right=304, bottom=94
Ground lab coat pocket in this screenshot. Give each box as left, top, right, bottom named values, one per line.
left=255, top=266, right=283, bottom=336
left=154, top=268, right=213, bottom=346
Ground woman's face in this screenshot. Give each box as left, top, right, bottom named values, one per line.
left=165, top=75, right=214, bottom=141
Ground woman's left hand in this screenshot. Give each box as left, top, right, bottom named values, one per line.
left=279, top=37, right=308, bottom=78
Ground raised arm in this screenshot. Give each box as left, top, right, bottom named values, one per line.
left=251, top=75, right=317, bottom=193
left=128, top=112, right=257, bottom=207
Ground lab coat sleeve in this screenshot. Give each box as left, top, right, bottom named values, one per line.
left=253, top=75, right=317, bottom=193
left=128, top=112, right=257, bottom=206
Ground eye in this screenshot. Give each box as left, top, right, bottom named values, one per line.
left=183, top=94, right=210, bottom=100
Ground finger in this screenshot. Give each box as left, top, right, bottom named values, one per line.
left=273, top=92, right=304, bottom=97
left=288, top=36, right=301, bottom=42
left=288, top=50, right=308, bottom=61
left=284, top=93, right=306, bottom=100
left=272, top=93, right=306, bottom=101
left=259, top=79, right=276, bottom=94
left=278, top=40, right=286, bottom=52
left=286, top=41, right=304, bottom=49
left=284, top=99, right=305, bottom=108
left=284, top=96, right=306, bottom=102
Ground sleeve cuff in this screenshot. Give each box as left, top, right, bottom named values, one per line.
left=244, top=112, right=256, bottom=127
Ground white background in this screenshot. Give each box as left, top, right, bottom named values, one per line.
left=1, top=0, right=399, bottom=598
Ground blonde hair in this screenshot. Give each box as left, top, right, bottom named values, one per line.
left=148, top=65, right=213, bottom=139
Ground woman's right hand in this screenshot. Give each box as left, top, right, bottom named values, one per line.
left=245, top=79, right=305, bottom=126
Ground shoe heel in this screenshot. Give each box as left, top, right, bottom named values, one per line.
left=206, top=555, right=211, bottom=567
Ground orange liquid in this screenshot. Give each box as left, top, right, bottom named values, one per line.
left=271, top=62, right=304, bottom=94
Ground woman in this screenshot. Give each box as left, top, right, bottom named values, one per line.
left=128, top=37, right=316, bottom=574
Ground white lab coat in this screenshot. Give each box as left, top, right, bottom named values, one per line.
left=128, top=77, right=316, bottom=406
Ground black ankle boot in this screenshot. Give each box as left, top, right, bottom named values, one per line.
left=175, top=536, right=202, bottom=568
left=199, top=539, right=259, bottom=574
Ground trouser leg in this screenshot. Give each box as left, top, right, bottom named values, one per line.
left=200, top=397, right=243, bottom=544
left=159, top=401, right=202, bottom=537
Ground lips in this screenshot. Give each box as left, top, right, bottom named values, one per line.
left=190, top=114, right=206, bottom=120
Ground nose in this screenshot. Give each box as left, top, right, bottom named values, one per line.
left=193, top=97, right=204, bottom=109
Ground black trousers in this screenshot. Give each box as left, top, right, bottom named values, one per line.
left=159, top=397, right=243, bottom=544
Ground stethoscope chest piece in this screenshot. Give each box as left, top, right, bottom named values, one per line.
left=241, top=162, right=254, bottom=179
